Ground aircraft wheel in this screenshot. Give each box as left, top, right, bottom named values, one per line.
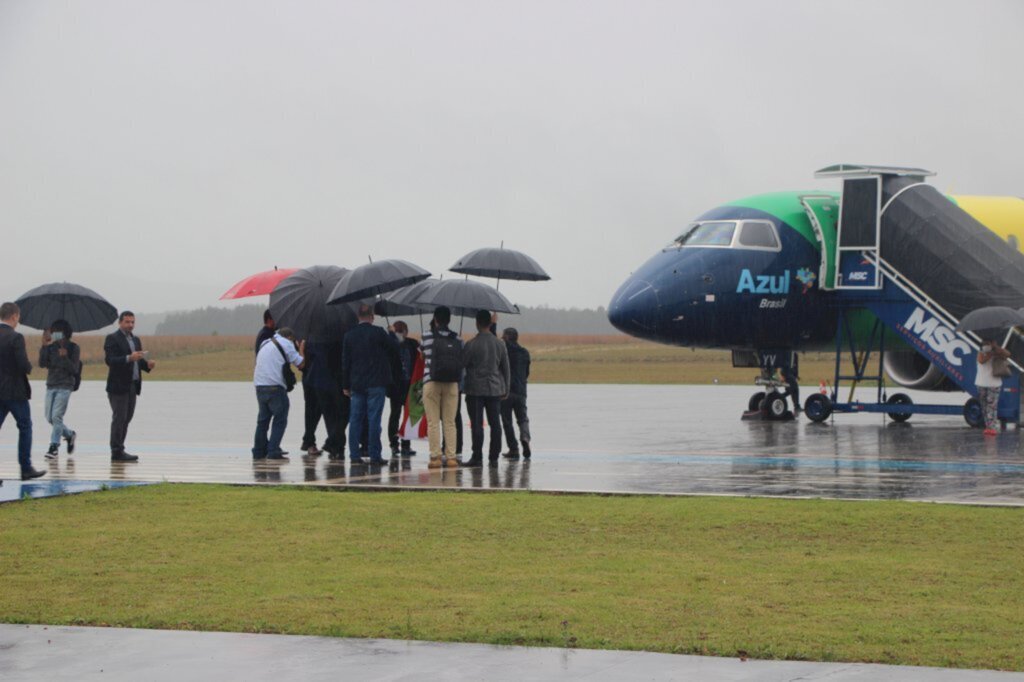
left=886, top=393, right=913, bottom=422
left=803, top=394, right=832, bottom=423
left=748, top=391, right=766, bottom=412
left=762, top=391, right=789, bottom=420
left=963, top=398, right=984, bottom=429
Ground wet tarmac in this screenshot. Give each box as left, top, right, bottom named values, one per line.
left=3, top=624, right=1022, bottom=682
left=1, top=381, right=1023, bottom=505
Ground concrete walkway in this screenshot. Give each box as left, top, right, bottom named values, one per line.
left=1, top=625, right=1021, bottom=681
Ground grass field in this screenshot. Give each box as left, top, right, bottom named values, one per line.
left=25, top=334, right=860, bottom=385
left=1, top=485, right=1022, bottom=671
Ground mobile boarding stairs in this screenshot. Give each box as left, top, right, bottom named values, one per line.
left=794, top=164, right=1022, bottom=426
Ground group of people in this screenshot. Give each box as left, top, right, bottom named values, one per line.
left=252, top=304, right=532, bottom=468
left=0, top=302, right=155, bottom=480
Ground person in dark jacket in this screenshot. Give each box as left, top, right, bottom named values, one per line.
left=304, top=338, right=349, bottom=458
left=461, top=309, right=510, bottom=467
left=387, top=320, right=420, bottom=457
left=0, top=302, right=44, bottom=480
left=104, top=311, right=155, bottom=462
left=255, top=309, right=276, bottom=355
left=341, top=304, right=400, bottom=464
left=500, top=327, right=532, bottom=459
left=39, top=319, right=80, bottom=459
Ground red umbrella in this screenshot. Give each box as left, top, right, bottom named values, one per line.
left=220, top=267, right=299, bottom=300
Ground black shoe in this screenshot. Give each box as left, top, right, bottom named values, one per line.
left=488, top=457, right=499, bottom=467
left=401, top=449, right=417, bottom=457
left=326, top=448, right=345, bottom=461
left=369, top=457, right=389, bottom=465
left=267, top=452, right=290, bottom=460
left=522, top=441, right=531, bottom=459
left=45, top=444, right=59, bottom=460
left=461, top=458, right=483, bottom=467
left=65, top=431, right=76, bottom=455
left=21, top=468, right=46, bottom=480
left=502, top=450, right=520, bottom=460
left=112, top=452, right=139, bottom=462
left=350, top=456, right=367, bottom=464
left=390, top=445, right=401, bottom=456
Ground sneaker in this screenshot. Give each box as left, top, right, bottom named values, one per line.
left=65, top=431, right=76, bottom=455
left=983, top=428, right=998, bottom=436
left=45, top=444, right=59, bottom=460
left=391, top=445, right=401, bottom=457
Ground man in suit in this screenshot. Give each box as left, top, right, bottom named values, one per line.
left=104, top=311, right=155, bottom=462
left=0, top=302, right=45, bottom=480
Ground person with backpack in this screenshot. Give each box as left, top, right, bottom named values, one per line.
left=421, top=306, right=463, bottom=469
left=39, top=319, right=81, bottom=459
left=461, top=310, right=510, bottom=467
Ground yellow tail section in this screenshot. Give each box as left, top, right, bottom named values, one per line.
left=952, top=195, right=1024, bottom=249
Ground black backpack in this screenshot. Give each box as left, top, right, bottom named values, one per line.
left=430, top=333, right=461, bottom=382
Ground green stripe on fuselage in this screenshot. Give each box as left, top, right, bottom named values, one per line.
left=725, top=191, right=838, bottom=246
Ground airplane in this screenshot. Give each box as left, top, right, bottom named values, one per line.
left=607, top=163, right=1024, bottom=420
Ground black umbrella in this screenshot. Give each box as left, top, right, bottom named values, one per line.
left=327, top=259, right=431, bottom=305
left=376, top=278, right=440, bottom=316
left=15, top=282, right=118, bottom=332
left=955, top=306, right=1024, bottom=333
left=270, top=265, right=359, bottom=342
left=412, top=279, right=519, bottom=317
left=450, top=246, right=550, bottom=283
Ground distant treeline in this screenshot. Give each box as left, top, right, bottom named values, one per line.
left=154, top=303, right=619, bottom=336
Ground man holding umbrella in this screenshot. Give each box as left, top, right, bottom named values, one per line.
left=0, top=302, right=45, bottom=480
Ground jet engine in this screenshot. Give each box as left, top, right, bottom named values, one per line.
left=883, top=351, right=957, bottom=391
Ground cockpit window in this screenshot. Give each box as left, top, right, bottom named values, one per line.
left=672, top=221, right=736, bottom=247
left=737, top=221, right=780, bottom=249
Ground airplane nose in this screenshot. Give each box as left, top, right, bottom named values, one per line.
left=608, top=278, right=660, bottom=335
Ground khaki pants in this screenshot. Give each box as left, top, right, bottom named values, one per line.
left=423, top=380, right=459, bottom=460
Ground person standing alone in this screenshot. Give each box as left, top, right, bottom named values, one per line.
left=0, top=302, right=45, bottom=480
left=104, top=311, right=155, bottom=462
left=461, top=309, right=510, bottom=467
left=976, top=337, right=1010, bottom=436
left=39, top=319, right=81, bottom=459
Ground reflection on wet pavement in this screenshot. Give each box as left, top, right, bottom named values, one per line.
left=1, top=382, right=1022, bottom=505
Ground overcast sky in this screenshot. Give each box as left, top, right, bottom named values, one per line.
left=1, top=0, right=1021, bottom=314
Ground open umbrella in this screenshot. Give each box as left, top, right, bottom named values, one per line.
left=220, top=267, right=298, bottom=300
left=270, top=265, right=358, bottom=342
left=376, top=278, right=440, bottom=316
left=327, top=259, right=431, bottom=305
left=412, top=279, right=519, bottom=317
left=955, top=306, right=1024, bottom=332
left=450, top=246, right=550, bottom=286
left=15, top=282, right=118, bottom=332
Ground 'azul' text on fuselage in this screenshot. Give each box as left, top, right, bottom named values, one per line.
left=736, top=269, right=790, bottom=295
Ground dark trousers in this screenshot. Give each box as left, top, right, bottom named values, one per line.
left=253, top=385, right=289, bottom=458
left=387, top=381, right=410, bottom=450
left=108, top=387, right=138, bottom=455
left=466, top=395, right=502, bottom=461
left=316, top=386, right=347, bottom=454
left=301, top=381, right=323, bottom=449
left=501, top=393, right=531, bottom=451
left=348, top=386, right=387, bottom=461
left=0, top=398, right=33, bottom=473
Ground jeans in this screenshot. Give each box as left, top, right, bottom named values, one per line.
left=348, top=385, right=387, bottom=461
left=0, top=398, right=33, bottom=473
left=44, top=388, right=74, bottom=446
left=253, top=385, right=290, bottom=458
left=467, top=395, right=502, bottom=461
left=500, top=393, right=530, bottom=451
